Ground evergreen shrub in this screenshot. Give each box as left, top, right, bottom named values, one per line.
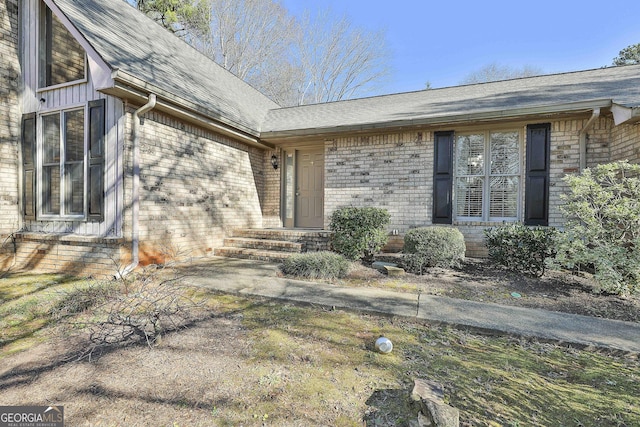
left=402, top=227, right=465, bottom=274
left=329, top=207, right=390, bottom=261
left=484, top=223, right=557, bottom=277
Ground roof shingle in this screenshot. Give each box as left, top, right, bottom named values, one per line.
left=54, top=0, right=279, bottom=135
left=262, top=65, right=640, bottom=136
left=51, top=0, right=640, bottom=140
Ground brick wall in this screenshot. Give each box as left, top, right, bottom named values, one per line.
left=453, top=223, right=492, bottom=257
left=323, top=128, right=518, bottom=257
left=262, top=148, right=282, bottom=228
left=320, top=117, right=626, bottom=257
left=11, top=233, right=124, bottom=277
left=0, top=0, right=21, bottom=266
left=584, top=116, right=613, bottom=167
left=611, top=122, right=640, bottom=163
left=7, top=105, right=269, bottom=277
left=324, top=131, right=433, bottom=232
left=123, top=108, right=266, bottom=265
left=536, top=116, right=640, bottom=260
left=548, top=119, right=582, bottom=227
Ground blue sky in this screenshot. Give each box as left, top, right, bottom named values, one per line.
left=281, top=0, right=640, bottom=95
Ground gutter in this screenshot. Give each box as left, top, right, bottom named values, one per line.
left=103, top=80, right=273, bottom=149
left=121, top=94, right=157, bottom=277
left=578, top=108, right=601, bottom=171
left=611, top=103, right=640, bottom=125
left=105, top=72, right=277, bottom=149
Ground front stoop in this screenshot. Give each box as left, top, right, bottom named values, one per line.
left=215, top=229, right=333, bottom=262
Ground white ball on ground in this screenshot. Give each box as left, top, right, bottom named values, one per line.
left=375, top=337, right=393, bottom=354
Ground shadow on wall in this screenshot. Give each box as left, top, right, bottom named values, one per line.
left=0, top=1, right=23, bottom=274
left=131, top=111, right=266, bottom=262
left=5, top=109, right=268, bottom=277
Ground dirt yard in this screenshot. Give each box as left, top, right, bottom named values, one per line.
left=340, top=257, right=640, bottom=323
left=0, top=261, right=638, bottom=426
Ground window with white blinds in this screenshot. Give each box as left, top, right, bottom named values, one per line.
left=455, top=130, right=521, bottom=221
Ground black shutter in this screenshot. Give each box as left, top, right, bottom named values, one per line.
left=87, top=99, right=105, bottom=221
left=22, top=113, right=36, bottom=220
left=525, top=123, right=550, bottom=226
left=433, top=131, right=454, bottom=224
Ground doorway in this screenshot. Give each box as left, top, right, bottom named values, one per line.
left=282, top=147, right=324, bottom=228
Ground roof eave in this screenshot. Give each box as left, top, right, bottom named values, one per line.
left=103, top=75, right=273, bottom=150
left=110, top=70, right=264, bottom=137
left=260, top=99, right=614, bottom=142
left=260, top=99, right=612, bottom=142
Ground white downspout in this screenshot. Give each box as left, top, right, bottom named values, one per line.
left=121, top=94, right=157, bottom=277
left=578, top=108, right=600, bottom=171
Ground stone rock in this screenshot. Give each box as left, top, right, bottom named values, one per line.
left=384, top=265, right=405, bottom=276
left=411, top=378, right=444, bottom=402
left=372, top=261, right=398, bottom=271
left=410, top=379, right=459, bottom=427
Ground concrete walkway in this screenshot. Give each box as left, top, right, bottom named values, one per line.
left=176, top=257, right=640, bottom=354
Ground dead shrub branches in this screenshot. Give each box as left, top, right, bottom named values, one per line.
left=57, top=264, right=205, bottom=361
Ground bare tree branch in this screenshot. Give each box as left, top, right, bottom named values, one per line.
left=129, top=0, right=392, bottom=106
left=460, top=62, right=544, bottom=85
left=296, top=9, right=391, bottom=105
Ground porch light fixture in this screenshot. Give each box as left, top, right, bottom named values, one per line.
left=271, top=154, right=279, bottom=169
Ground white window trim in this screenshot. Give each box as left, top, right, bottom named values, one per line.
left=454, top=129, right=524, bottom=222
left=36, top=72, right=88, bottom=93
left=37, top=103, right=89, bottom=221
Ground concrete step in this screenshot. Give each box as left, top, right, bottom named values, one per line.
left=216, top=229, right=333, bottom=262
left=214, top=247, right=294, bottom=263
left=231, top=228, right=332, bottom=248
left=223, top=237, right=303, bottom=253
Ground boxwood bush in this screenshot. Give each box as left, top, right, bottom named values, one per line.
left=329, top=207, right=390, bottom=262
left=402, top=227, right=465, bottom=274
left=280, top=251, right=350, bottom=280
left=484, top=223, right=557, bottom=277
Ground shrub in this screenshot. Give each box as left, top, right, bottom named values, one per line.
left=50, top=281, right=119, bottom=319
left=402, top=227, right=465, bottom=274
left=329, top=207, right=390, bottom=261
left=60, top=266, right=206, bottom=359
left=83, top=277, right=203, bottom=351
left=280, top=251, right=350, bottom=280
left=484, top=223, right=557, bottom=277
left=554, top=161, right=640, bottom=296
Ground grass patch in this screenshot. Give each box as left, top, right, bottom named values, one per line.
left=235, top=300, right=639, bottom=426
left=49, top=281, right=119, bottom=319
left=0, top=274, right=90, bottom=355
left=0, top=274, right=638, bottom=425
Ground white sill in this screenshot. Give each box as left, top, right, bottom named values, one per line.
left=15, top=232, right=124, bottom=245
left=37, top=215, right=87, bottom=222
left=36, top=77, right=88, bottom=93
